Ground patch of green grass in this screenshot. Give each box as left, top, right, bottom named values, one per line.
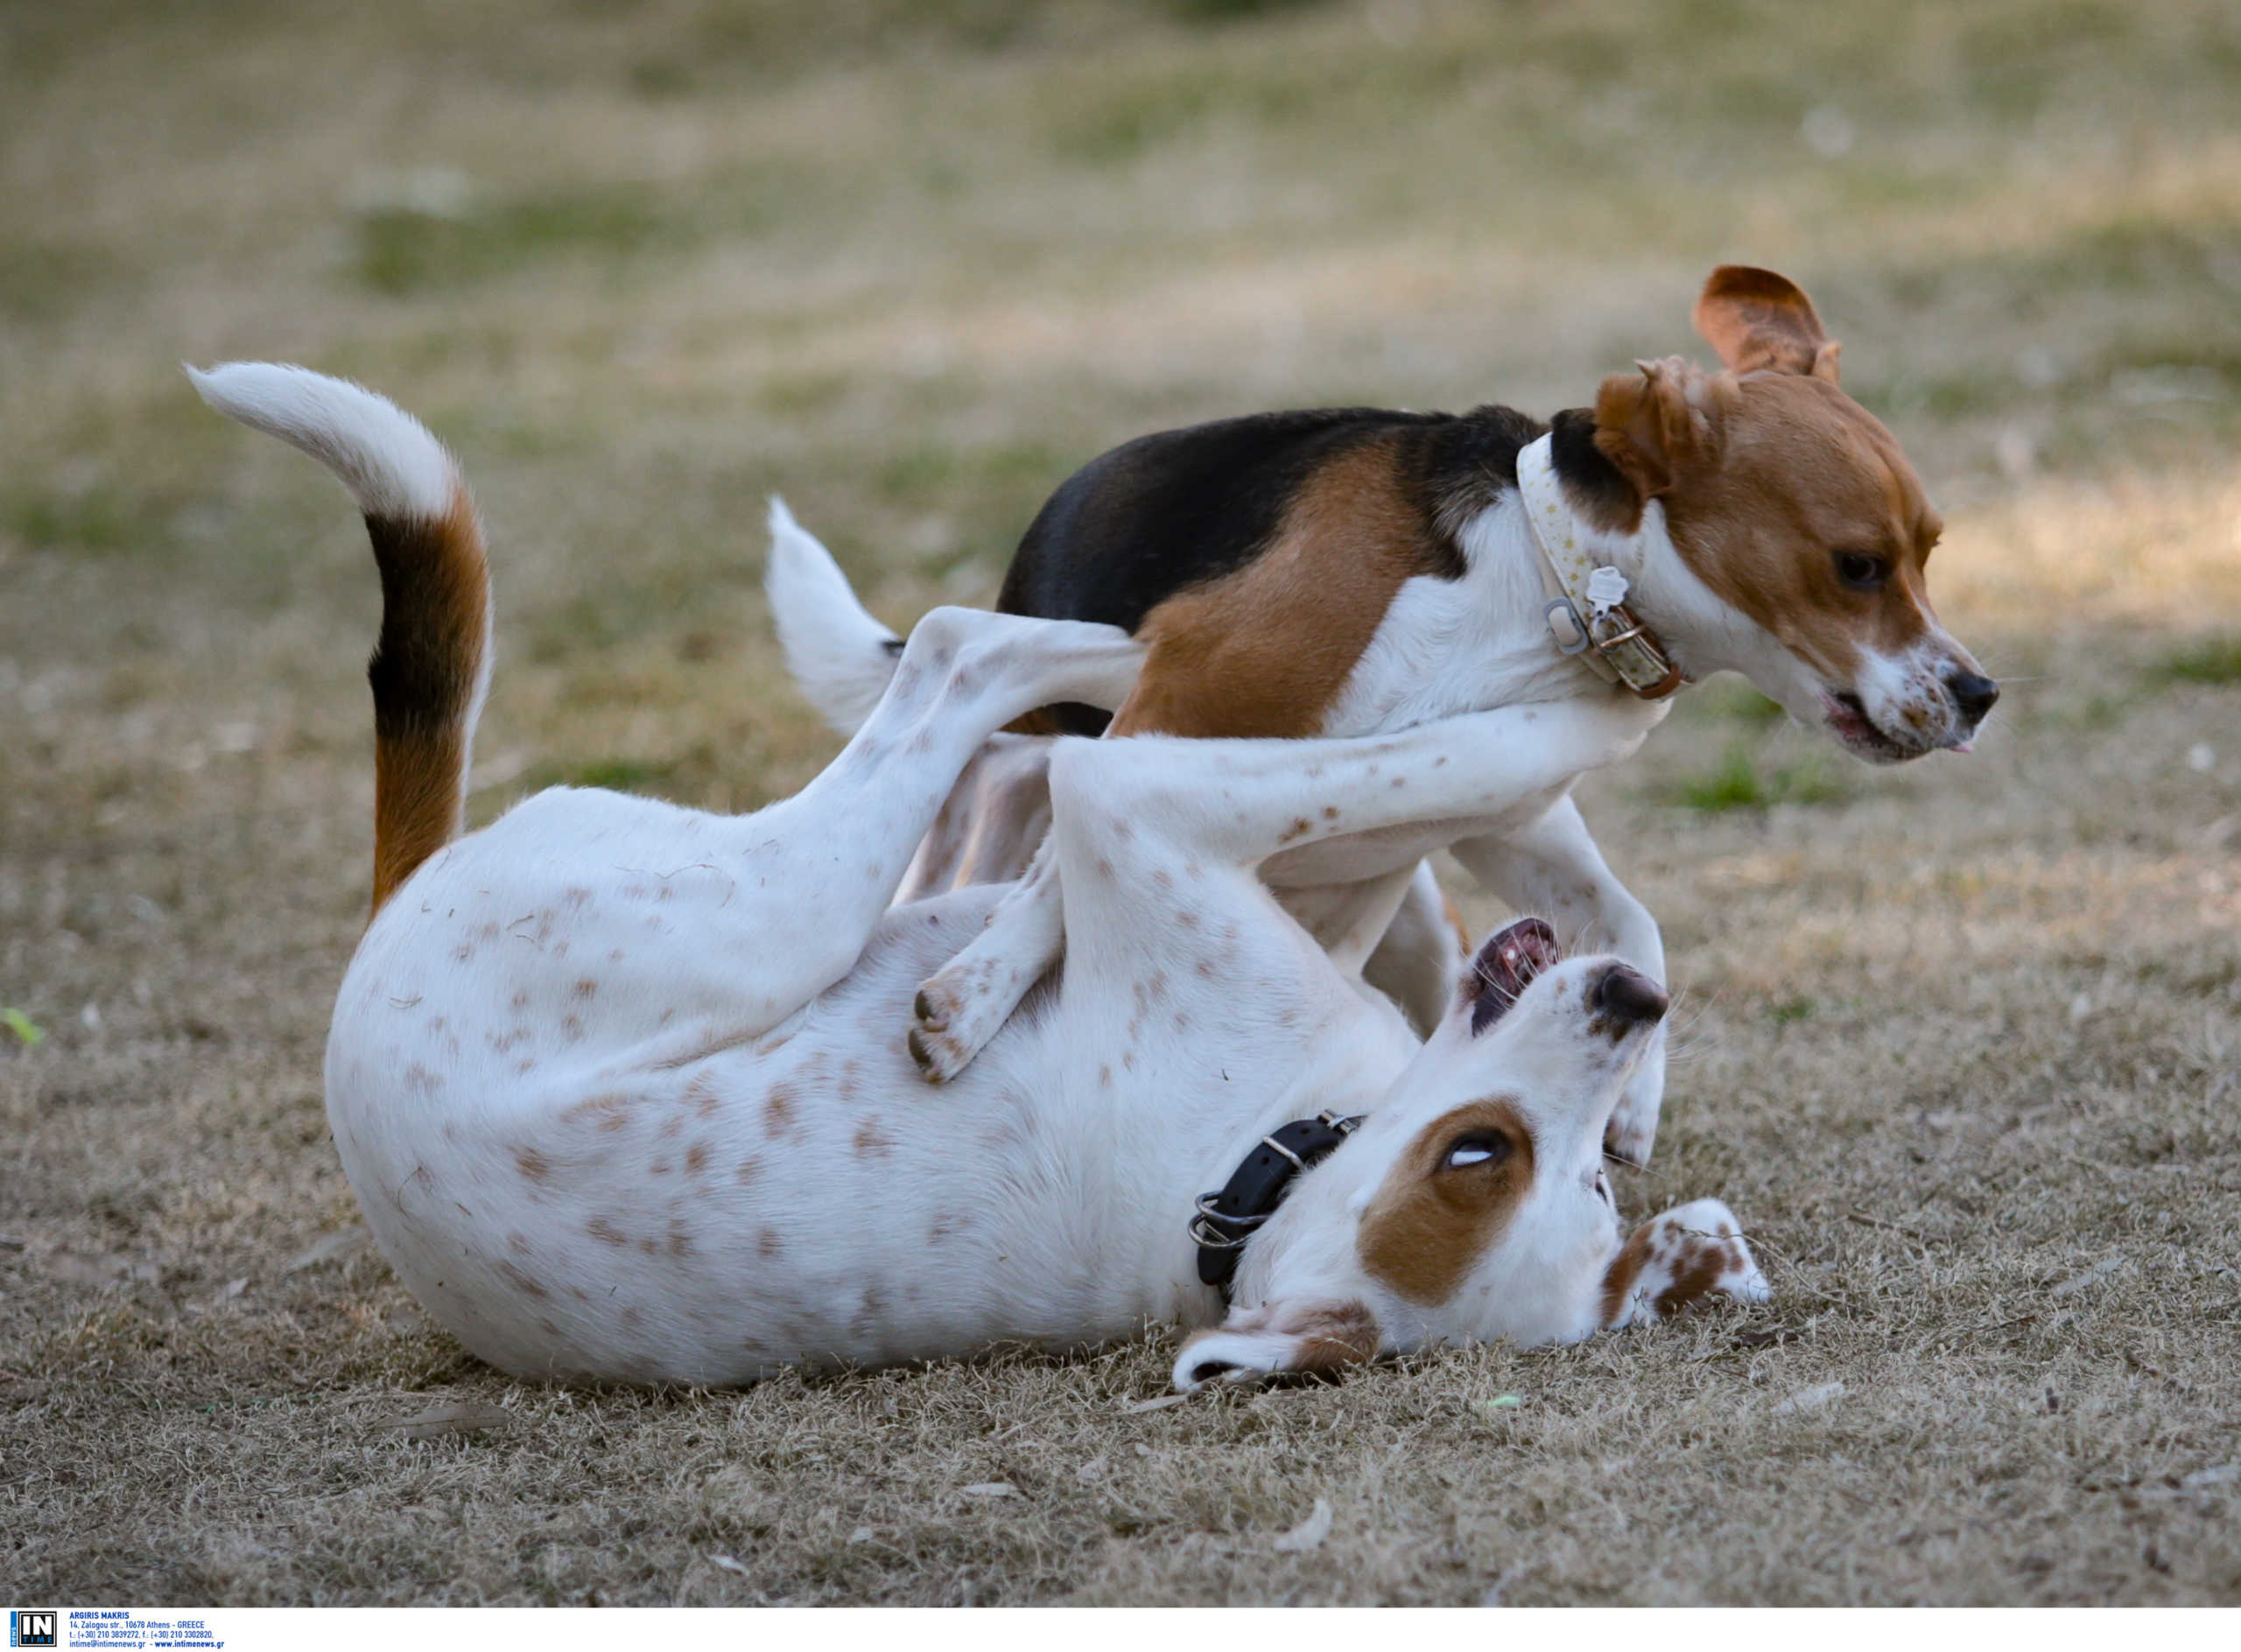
left=1691, top=681, right=1789, bottom=725
left=355, top=186, right=678, bottom=296
left=1162, top=0, right=1332, bottom=24
left=2154, top=636, right=2241, bottom=685
left=1769, top=997, right=1816, bottom=1024
left=0, top=241, right=133, bottom=324
left=527, top=758, right=672, bottom=795
left=1668, top=746, right=1847, bottom=812
left=4, top=482, right=172, bottom=556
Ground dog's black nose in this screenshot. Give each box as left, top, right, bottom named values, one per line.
left=1591, top=965, right=1668, bottom=1025
left=1947, top=671, right=1999, bottom=725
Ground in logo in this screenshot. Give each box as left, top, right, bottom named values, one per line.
left=9, top=1613, right=56, bottom=1649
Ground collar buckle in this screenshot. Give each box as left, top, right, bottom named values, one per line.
left=1516, top=434, right=1687, bottom=701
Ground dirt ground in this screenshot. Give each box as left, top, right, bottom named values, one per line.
left=4, top=0, right=2238, bottom=1607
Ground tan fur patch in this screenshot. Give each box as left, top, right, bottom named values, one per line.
left=1590, top=270, right=1949, bottom=686
left=1285, top=1300, right=1382, bottom=1374
left=369, top=482, right=488, bottom=914
left=1107, top=440, right=1453, bottom=738
left=1599, top=1221, right=1657, bottom=1326
left=1358, top=1097, right=1536, bottom=1305
left=1658, top=375, right=1943, bottom=684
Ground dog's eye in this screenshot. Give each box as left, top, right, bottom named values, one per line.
left=1444, top=1133, right=1512, bottom=1171
left=1835, top=552, right=1889, bottom=591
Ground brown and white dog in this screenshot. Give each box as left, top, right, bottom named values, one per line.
left=770, top=267, right=1997, bottom=1163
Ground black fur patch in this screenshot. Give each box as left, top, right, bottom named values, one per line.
left=995, top=404, right=1549, bottom=734
left=1547, top=407, right=1640, bottom=532
left=365, top=512, right=482, bottom=743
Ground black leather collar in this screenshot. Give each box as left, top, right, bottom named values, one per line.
left=1189, top=1110, right=1362, bottom=1298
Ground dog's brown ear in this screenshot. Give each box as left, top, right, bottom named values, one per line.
left=1170, top=1300, right=1381, bottom=1392
left=1592, top=355, right=1723, bottom=501
left=1693, top=265, right=1843, bottom=383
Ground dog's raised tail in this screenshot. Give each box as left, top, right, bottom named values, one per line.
left=764, top=497, right=902, bottom=735
left=188, top=362, right=490, bottom=915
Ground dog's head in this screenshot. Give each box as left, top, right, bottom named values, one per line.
left=1171, top=919, right=1661, bottom=1390
left=1574, top=265, right=1997, bottom=763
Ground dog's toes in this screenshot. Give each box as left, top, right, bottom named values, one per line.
left=1603, top=1114, right=1654, bottom=1170
left=907, top=1024, right=953, bottom=1084
left=912, top=984, right=950, bottom=1033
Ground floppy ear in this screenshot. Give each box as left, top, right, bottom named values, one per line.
left=1692, top=264, right=1843, bottom=383
left=1591, top=355, right=1723, bottom=501
left=1170, top=1300, right=1381, bottom=1392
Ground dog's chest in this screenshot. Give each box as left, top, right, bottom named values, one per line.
left=1317, top=501, right=1578, bottom=740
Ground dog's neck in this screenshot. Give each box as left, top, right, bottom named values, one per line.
left=1539, top=413, right=1790, bottom=697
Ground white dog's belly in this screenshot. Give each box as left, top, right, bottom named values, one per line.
left=323, top=803, right=1160, bottom=1384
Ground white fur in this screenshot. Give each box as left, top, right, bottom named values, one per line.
left=187, top=362, right=457, bottom=523
left=315, top=597, right=1753, bottom=1387
left=762, top=498, right=903, bottom=736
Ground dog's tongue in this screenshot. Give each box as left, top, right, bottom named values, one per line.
left=1466, top=917, right=1563, bottom=1033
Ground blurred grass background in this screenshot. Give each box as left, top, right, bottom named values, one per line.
left=4, top=0, right=2239, bottom=1606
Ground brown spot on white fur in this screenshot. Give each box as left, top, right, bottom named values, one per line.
left=1178, top=1299, right=1383, bottom=1381
left=1359, top=1097, right=1536, bottom=1305
left=515, top=1147, right=551, bottom=1182
left=587, top=1216, right=627, bottom=1247
left=1108, top=440, right=1458, bottom=738
left=853, top=1117, right=895, bottom=1158
left=762, top=1085, right=797, bottom=1138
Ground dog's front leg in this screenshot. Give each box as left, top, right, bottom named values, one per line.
left=1449, top=796, right=1668, bottom=1165
left=908, top=833, right=1064, bottom=1082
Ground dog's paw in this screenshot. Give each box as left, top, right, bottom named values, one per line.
left=1603, top=1199, right=1768, bottom=1329
left=1602, top=1041, right=1663, bottom=1168
left=907, top=970, right=1012, bottom=1084
left=908, top=981, right=970, bottom=1084
left=1603, top=1109, right=1654, bottom=1170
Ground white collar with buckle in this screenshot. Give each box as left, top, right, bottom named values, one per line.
left=1514, top=433, right=1685, bottom=700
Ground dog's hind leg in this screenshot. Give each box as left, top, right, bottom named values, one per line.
left=703, top=608, right=1138, bottom=1029
left=1358, top=861, right=1466, bottom=1038
left=894, top=734, right=1053, bottom=905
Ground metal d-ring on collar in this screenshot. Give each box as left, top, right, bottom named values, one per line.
left=1190, top=1110, right=1364, bottom=1298
left=1515, top=433, right=1686, bottom=701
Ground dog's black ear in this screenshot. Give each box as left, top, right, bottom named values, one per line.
left=1591, top=355, right=1725, bottom=501
left=1694, top=265, right=1843, bottom=383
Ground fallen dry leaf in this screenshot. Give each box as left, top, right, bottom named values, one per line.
left=1774, top=1381, right=1846, bottom=1416
left=286, top=1226, right=371, bottom=1274
left=1273, top=1497, right=1333, bottom=1554
left=379, top=1401, right=513, bottom=1438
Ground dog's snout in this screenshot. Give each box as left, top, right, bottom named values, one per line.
left=1591, top=965, right=1668, bottom=1026
left=1946, top=669, right=1999, bottom=725
left=1187, top=1358, right=1239, bottom=1386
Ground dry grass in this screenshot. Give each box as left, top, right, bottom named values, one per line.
left=4, top=0, right=2238, bottom=1606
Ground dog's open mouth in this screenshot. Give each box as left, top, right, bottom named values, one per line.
left=1466, top=917, right=1562, bottom=1034
left=1824, top=692, right=1921, bottom=763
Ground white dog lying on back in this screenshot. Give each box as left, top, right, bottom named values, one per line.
left=193, top=362, right=1767, bottom=1389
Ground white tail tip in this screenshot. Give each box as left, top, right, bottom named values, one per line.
left=187, top=362, right=458, bottom=523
